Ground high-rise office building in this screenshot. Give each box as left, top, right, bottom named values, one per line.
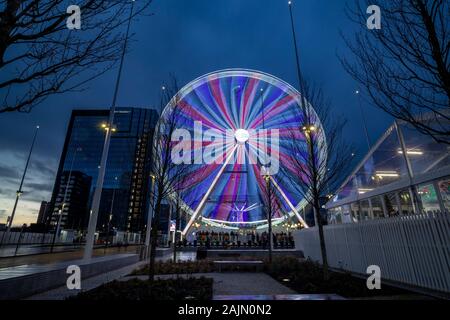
left=51, top=171, right=92, bottom=230
left=37, top=201, right=49, bottom=224
left=47, top=107, right=159, bottom=233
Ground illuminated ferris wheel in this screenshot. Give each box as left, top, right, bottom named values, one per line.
left=155, top=69, right=326, bottom=235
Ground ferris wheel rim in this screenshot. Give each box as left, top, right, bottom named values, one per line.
left=154, top=69, right=328, bottom=230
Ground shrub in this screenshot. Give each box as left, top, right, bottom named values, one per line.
left=70, top=277, right=213, bottom=300
left=133, top=260, right=215, bottom=275
left=265, top=257, right=408, bottom=298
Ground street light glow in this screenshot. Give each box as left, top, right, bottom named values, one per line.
left=398, top=149, right=423, bottom=155
left=358, top=188, right=373, bottom=194
left=374, top=171, right=399, bottom=178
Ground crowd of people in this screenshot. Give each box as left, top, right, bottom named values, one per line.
left=180, top=230, right=295, bottom=249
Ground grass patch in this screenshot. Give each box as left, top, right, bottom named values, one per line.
left=69, top=277, right=213, bottom=300
left=264, top=256, right=410, bottom=298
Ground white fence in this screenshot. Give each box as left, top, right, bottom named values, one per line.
left=294, top=211, right=450, bottom=294
left=0, top=231, right=55, bottom=245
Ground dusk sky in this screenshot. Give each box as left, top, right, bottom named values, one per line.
left=0, top=0, right=393, bottom=226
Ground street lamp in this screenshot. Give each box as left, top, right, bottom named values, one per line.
left=355, top=89, right=371, bottom=151
left=105, top=176, right=118, bottom=252
left=144, top=173, right=156, bottom=259
left=101, top=123, right=117, bottom=132
left=0, top=125, right=39, bottom=247
left=83, top=0, right=135, bottom=261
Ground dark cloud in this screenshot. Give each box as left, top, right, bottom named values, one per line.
left=25, top=182, right=53, bottom=191
left=29, top=159, right=57, bottom=178
left=0, top=164, right=20, bottom=180
left=0, top=188, right=15, bottom=198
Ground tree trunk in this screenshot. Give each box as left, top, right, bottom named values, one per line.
left=268, top=207, right=272, bottom=264
left=148, top=198, right=161, bottom=282
left=314, top=201, right=329, bottom=281
left=173, top=204, right=180, bottom=263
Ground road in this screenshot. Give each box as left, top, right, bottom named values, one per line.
left=0, top=244, right=141, bottom=268
left=0, top=244, right=83, bottom=258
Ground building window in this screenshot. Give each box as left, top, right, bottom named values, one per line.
left=399, top=189, right=414, bottom=215
left=359, top=200, right=371, bottom=220
left=370, top=196, right=384, bottom=218
left=418, top=183, right=441, bottom=212
left=327, top=207, right=342, bottom=224
left=437, top=178, right=450, bottom=211
left=383, top=192, right=400, bottom=217
left=350, top=202, right=360, bottom=222
left=342, top=204, right=352, bottom=223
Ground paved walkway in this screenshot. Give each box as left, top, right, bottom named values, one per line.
left=212, top=273, right=297, bottom=295
left=24, top=251, right=187, bottom=300
left=26, top=267, right=296, bottom=300
left=126, top=272, right=297, bottom=296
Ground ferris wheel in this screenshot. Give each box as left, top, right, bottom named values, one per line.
left=155, top=69, right=326, bottom=235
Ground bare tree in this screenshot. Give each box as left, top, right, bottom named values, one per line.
left=171, top=173, right=191, bottom=263
left=283, top=81, right=356, bottom=280
left=147, top=78, right=196, bottom=280
left=0, top=0, right=152, bottom=113
left=341, top=0, right=449, bottom=144
left=260, top=172, right=283, bottom=264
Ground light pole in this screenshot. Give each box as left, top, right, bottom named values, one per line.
left=355, top=89, right=371, bottom=151
left=50, top=146, right=82, bottom=252
left=144, top=173, right=156, bottom=259
left=83, top=0, right=134, bottom=260
left=263, top=173, right=273, bottom=263
left=105, top=176, right=117, bottom=253
left=288, top=1, right=305, bottom=93
left=1, top=125, right=39, bottom=247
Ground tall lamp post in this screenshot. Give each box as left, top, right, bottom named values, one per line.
left=144, top=173, right=156, bottom=259
left=105, top=176, right=118, bottom=253
left=288, top=1, right=305, bottom=92
left=263, top=173, right=273, bottom=263
left=1, top=125, right=39, bottom=247
left=83, top=1, right=135, bottom=260
left=355, top=89, right=371, bottom=151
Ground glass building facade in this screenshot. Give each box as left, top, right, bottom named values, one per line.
left=48, top=108, right=159, bottom=234
left=326, top=119, right=450, bottom=224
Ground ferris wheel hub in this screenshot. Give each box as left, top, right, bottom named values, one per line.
left=234, top=129, right=250, bottom=144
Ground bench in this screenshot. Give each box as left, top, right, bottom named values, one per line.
left=213, top=260, right=264, bottom=272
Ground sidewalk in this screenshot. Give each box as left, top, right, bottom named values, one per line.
left=27, top=260, right=148, bottom=300
left=148, top=273, right=298, bottom=296
left=0, top=245, right=140, bottom=268
left=24, top=251, right=178, bottom=300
